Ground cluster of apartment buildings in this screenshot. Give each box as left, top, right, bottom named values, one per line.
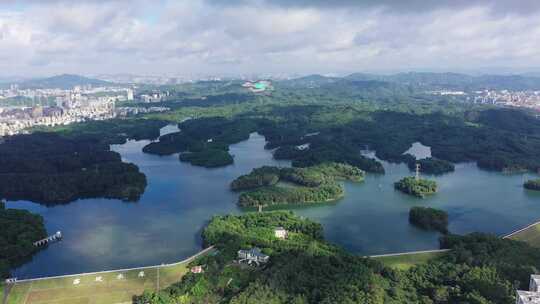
left=472, top=90, right=540, bottom=110
left=139, top=91, right=170, bottom=103
left=0, top=85, right=134, bottom=136
left=115, top=106, right=170, bottom=117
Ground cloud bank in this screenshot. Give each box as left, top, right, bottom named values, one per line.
left=1, top=0, right=540, bottom=77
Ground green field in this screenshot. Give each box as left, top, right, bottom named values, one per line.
left=372, top=250, right=448, bottom=270
left=4, top=249, right=213, bottom=304
left=508, top=223, right=540, bottom=247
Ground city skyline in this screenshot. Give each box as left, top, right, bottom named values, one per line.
left=2, top=0, right=540, bottom=77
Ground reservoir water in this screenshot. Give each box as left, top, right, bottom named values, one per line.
left=7, top=126, right=540, bottom=278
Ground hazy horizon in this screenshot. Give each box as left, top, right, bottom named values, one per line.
left=2, top=0, right=540, bottom=77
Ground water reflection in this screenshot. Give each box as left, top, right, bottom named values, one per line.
left=7, top=129, right=540, bottom=278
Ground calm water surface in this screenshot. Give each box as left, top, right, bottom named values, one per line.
left=7, top=128, right=540, bottom=278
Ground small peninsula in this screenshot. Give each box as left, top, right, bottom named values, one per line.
left=407, top=157, right=455, bottom=175
left=409, top=206, right=449, bottom=234
left=524, top=179, right=540, bottom=191
left=0, top=201, right=47, bottom=278
left=394, top=176, right=437, bottom=198
left=143, top=117, right=257, bottom=168
left=231, top=162, right=364, bottom=207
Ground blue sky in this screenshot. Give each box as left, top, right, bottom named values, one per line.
left=1, top=0, right=540, bottom=77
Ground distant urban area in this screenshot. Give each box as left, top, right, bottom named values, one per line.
left=0, top=77, right=170, bottom=136
left=2, top=72, right=540, bottom=136
left=432, top=89, right=540, bottom=109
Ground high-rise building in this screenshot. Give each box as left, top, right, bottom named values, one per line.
left=127, top=89, right=134, bottom=101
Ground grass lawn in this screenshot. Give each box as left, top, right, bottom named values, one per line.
left=373, top=251, right=447, bottom=270
left=509, top=223, right=540, bottom=247
left=4, top=248, right=214, bottom=304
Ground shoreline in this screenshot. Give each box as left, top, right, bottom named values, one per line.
left=7, top=246, right=215, bottom=284
left=9, top=215, right=539, bottom=283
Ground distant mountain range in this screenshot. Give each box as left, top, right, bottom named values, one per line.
left=6, top=72, right=540, bottom=91
left=286, top=72, right=540, bottom=91
left=19, top=74, right=112, bottom=89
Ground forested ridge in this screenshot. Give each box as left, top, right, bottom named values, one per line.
left=136, top=211, right=540, bottom=304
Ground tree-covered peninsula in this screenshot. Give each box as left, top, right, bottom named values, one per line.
left=524, top=178, right=540, bottom=191
left=36, top=118, right=168, bottom=145
left=409, top=206, right=449, bottom=234
left=232, top=162, right=364, bottom=207
left=394, top=176, right=437, bottom=198
left=143, top=117, right=258, bottom=167
left=136, top=211, right=540, bottom=304
left=0, top=133, right=147, bottom=205
left=406, top=157, right=455, bottom=175
left=0, top=202, right=47, bottom=278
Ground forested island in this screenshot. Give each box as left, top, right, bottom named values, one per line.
left=405, top=157, right=455, bottom=175
left=136, top=211, right=540, bottom=304
left=143, top=117, right=258, bottom=167
left=0, top=132, right=147, bottom=205
left=394, top=176, right=437, bottom=198
left=179, top=149, right=234, bottom=167
left=524, top=178, right=540, bottom=191
left=0, top=201, right=47, bottom=278
left=409, top=206, right=449, bottom=234
left=231, top=162, right=364, bottom=207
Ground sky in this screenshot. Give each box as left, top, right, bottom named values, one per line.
left=1, top=0, right=540, bottom=77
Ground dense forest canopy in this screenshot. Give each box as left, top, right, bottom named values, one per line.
left=136, top=211, right=540, bottom=304
left=406, top=157, right=455, bottom=175
left=409, top=206, right=449, bottom=234
left=524, top=178, right=540, bottom=191
left=0, top=132, right=147, bottom=204
left=231, top=163, right=364, bottom=207
left=394, top=177, right=437, bottom=198
left=36, top=118, right=168, bottom=145
left=0, top=203, right=47, bottom=278
left=143, top=117, right=258, bottom=167
left=133, top=79, right=540, bottom=174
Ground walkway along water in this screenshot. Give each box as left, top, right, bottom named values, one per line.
left=33, top=231, right=62, bottom=247
left=501, top=219, right=540, bottom=239
left=7, top=245, right=214, bottom=284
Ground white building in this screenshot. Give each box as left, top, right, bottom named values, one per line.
left=127, top=89, right=134, bottom=101
left=274, top=227, right=288, bottom=239
left=516, top=275, right=540, bottom=304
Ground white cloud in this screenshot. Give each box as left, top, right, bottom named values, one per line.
left=0, top=0, right=540, bottom=76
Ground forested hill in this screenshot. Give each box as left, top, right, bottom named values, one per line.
left=0, top=132, right=147, bottom=205
left=19, top=74, right=112, bottom=89
left=136, top=211, right=540, bottom=304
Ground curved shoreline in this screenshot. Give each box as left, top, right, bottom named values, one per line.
left=9, top=215, right=539, bottom=282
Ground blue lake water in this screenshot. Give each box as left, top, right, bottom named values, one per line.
left=7, top=126, right=540, bottom=278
